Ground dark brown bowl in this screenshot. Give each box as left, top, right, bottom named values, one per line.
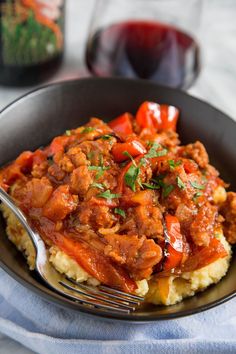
left=0, top=78, right=235, bottom=322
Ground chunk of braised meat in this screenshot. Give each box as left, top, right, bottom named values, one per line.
left=140, top=130, right=180, bottom=148
left=132, top=205, right=163, bottom=239
left=220, top=192, right=236, bottom=244
left=13, top=177, right=53, bottom=209
left=190, top=202, right=217, bottom=246
left=70, top=165, right=92, bottom=196
left=181, top=141, right=209, bottom=169
left=103, top=234, right=162, bottom=280
left=48, top=163, right=66, bottom=181
left=77, top=202, right=115, bottom=229
left=80, top=117, right=113, bottom=133
left=175, top=203, right=197, bottom=235
left=42, top=185, right=78, bottom=221
left=79, top=139, right=115, bottom=165
left=66, top=146, right=88, bottom=167
left=162, top=164, right=203, bottom=210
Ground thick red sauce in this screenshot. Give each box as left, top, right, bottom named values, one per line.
left=0, top=101, right=233, bottom=293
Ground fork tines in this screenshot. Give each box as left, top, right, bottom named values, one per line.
left=59, top=278, right=144, bottom=313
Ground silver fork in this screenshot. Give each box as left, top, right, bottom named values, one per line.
left=0, top=187, right=144, bottom=313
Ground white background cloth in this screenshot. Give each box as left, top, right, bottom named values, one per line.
left=0, top=0, right=236, bottom=352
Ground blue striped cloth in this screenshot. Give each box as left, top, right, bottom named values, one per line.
left=0, top=268, right=236, bottom=354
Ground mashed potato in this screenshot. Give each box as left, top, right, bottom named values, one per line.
left=146, top=233, right=231, bottom=305
left=1, top=204, right=231, bottom=303
left=0, top=204, right=148, bottom=297
left=0, top=203, right=231, bottom=302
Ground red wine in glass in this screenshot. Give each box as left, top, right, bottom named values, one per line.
left=86, top=21, right=200, bottom=89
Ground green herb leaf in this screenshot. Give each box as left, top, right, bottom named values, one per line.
left=88, top=165, right=110, bottom=180
left=100, top=134, right=113, bottom=140
left=163, top=184, right=175, bottom=197
left=190, top=181, right=205, bottom=190
left=88, top=166, right=102, bottom=171
left=65, top=130, right=71, bottom=136
left=125, top=164, right=140, bottom=192
left=142, top=182, right=160, bottom=190
left=87, top=151, right=94, bottom=160
left=123, top=151, right=136, bottom=165
left=145, top=142, right=168, bottom=159
left=151, top=174, right=166, bottom=188
left=82, top=127, right=95, bottom=134
left=91, top=183, right=105, bottom=190
left=193, top=192, right=203, bottom=202
left=47, top=155, right=54, bottom=165
left=139, top=157, right=147, bottom=167
left=176, top=176, right=185, bottom=190
left=114, top=208, right=126, bottom=218
left=97, top=190, right=120, bottom=199
left=99, top=154, right=104, bottom=166
left=168, top=159, right=182, bottom=170
left=146, top=140, right=154, bottom=147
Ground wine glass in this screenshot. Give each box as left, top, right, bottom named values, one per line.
left=85, top=0, right=202, bottom=89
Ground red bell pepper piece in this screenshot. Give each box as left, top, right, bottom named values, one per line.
left=180, top=237, right=228, bottom=273
left=111, top=138, right=146, bottom=162
left=39, top=228, right=137, bottom=293
left=162, top=214, right=183, bottom=271
left=136, top=101, right=179, bottom=132
left=108, top=113, right=133, bottom=135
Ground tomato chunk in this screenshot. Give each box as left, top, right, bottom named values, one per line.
left=48, top=136, right=71, bottom=155
left=111, top=138, right=146, bottom=162
left=162, top=214, right=184, bottom=271
left=42, top=185, right=78, bottom=221
left=108, top=113, right=133, bottom=136
left=136, top=101, right=179, bottom=132
left=15, top=151, right=34, bottom=170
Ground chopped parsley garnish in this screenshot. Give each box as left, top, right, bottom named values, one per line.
left=193, top=192, right=203, bottom=202
left=190, top=181, right=205, bottom=190
left=168, top=159, right=182, bottom=170
left=47, top=155, right=54, bottom=165
left=88, top=165, right=110, bottom=180
left=176, top=176, right=185, bottom=190
left=82, top=127, right=95, bottom=133
left=99, top=154, right=104, bottom=166
left=90, top=182, right=105, bottom=190
left=145, top=142, right=168, bottom=159
left=146, top=140, right=154, bottom=147
left=97, top=190, right=120, bottom=199
left=65, top=130, right=71, bottom=136
left=163, top=184, right=175, bottom=197
left=87, top=151, right=94, bottom=160
left=100, top=134, right=113, bottom=140
left=151, top=174, right=166, bottom=188
left=139, top=157, right=147, bottom=167
left=123, top=151, right=136, bottom=164
left=114, top=208, right=126, bottom=218
left=124, top=164, right=140, bottom=192
left=142, top=182, right=160, bottom=190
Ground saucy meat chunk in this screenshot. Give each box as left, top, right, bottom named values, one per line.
left=220, top=192, right=236, bottom=244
